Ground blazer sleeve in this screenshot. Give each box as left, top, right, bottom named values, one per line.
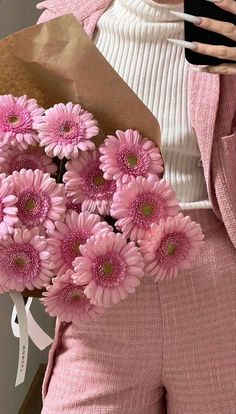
left=36, top=0, right=111, bottom=37
left=36, top=0, right=81, bottom=24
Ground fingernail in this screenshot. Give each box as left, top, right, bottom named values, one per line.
left=204, top=0, right=223, bottom=3
left=169, top=11, right=202, bottom=25
left=189, top=65, right=208, bottom=72
left=167, top=38, right=198, bottom=50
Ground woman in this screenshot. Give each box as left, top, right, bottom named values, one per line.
left=36, top=0, right=236, bottom=412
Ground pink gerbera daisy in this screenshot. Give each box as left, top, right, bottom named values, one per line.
left=11, top=169, right=66, bottom=230
left=111, top=175, right=180, bottom=241
left=0, top=226, right=53, bottom=291
left=0, top=95, right=44, bottom=150
left=0, top=173, right=18, bottom=238
left=0, top=145, right=57, bottom=175
left=64, top=150, right=117, bottom=215
left=47, top=211, right=112, bottom=277
left=73, top=232, right=144, bottom=308
left=41, top=270, right=105, bottom=324
left=140, top=214, right=205, bottom=281
left=37, top=102, right=99, bottom=159
left=99, top=129, right=163, bottom=185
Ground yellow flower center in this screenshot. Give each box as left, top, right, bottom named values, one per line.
left=25, top=199, right=36, bottom=211
left=93, top=175, right=105, bottom=186
left=102, top=262, right=113, bottom=276
left=62, top=122, right=72, bottom=133
left=15, top=257, right=26, bottom=268
left=72, top=292, right=82, bottom=301
left=140, top=203, right=154, bottom=217
left=167, top=243, right=177, bottom=256
left=73, top=243, right=81, bottom=255
left=127, top=155, right=138, bottom=167
left=8, top=115, right=19, bottom=125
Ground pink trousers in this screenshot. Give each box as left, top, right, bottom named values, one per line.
left=41, top=209, right=236, bottom=414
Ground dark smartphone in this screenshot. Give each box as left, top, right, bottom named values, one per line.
left=184, top=0, right=236, bottom=66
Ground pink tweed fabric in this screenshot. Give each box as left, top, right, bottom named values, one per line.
left=37, top=0, right=111, bottom=37
left=41, top=209, right=236, bottom=414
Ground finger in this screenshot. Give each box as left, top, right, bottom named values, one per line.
left=196, top=16, right=236, bottom=41
left=197, top=63, right=236, bottom=74
left=207, top=0, right=236, bottom=15
left=193, top=42, right=236, bottom=61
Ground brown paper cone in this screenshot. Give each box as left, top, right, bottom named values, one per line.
left=0, top=14, right=161, bottom=147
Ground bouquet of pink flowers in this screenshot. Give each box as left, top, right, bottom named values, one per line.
left=0, top=94, right=205, bottom=326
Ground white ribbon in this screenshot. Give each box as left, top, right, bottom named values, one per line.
left=10, top=293, right=53, bottom=387
left=9, top=291, right=29, bottom=387
left=26, top=310, right=53, bottom=350
left=11, top=296, right=32, bottom=338
left=11, top=296, right=53, bottom=350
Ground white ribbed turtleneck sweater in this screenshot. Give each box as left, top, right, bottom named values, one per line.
left=94, top=0, right=211, bottom=209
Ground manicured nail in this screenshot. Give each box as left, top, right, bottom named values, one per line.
left=204, top=0, right=223, bottom=3
left=169, top=11, right=202, bottom=25
left=167, top=38, right=197, bottom=51
left=189, top=65, right=208, bottom=72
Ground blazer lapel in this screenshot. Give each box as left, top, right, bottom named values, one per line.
left=188, top=71, right=220, bottom=199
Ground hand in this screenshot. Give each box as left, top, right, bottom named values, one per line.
left=193, top=0, right=236, bottom=74
left=168, top=0, right=236, bottom=75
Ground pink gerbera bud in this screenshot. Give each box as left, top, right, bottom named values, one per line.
left=0, top=145, right=57, bottom=176
left=0, top=173, right=18, bottom=238
left=10, top=169, right=66, bottom=230
left=41, top=270, right=105, bottom=324
left=36, top=102, right=99, bottom=159
left=0, top=95, right=44, bottom=150
left=111, top=175, right=180, bottom=242
left=47, top=211, right=112, bottom=277
left=73, top=232, right=145, bottom=308
left=0, top=226, right=53, bottom=291
left=64, top=150, right=117, bottom=215
left=99, top=129, right=163, bottom=185
left=140, top=214, right=205, bottom=281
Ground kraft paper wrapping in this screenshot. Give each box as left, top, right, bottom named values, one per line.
left=0, top=14, right=161, bottom=147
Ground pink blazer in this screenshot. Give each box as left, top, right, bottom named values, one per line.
left=37, top=0, right=236, bottom=248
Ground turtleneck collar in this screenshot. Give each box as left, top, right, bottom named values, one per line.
left=116, top=0, right=184, bottom=22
